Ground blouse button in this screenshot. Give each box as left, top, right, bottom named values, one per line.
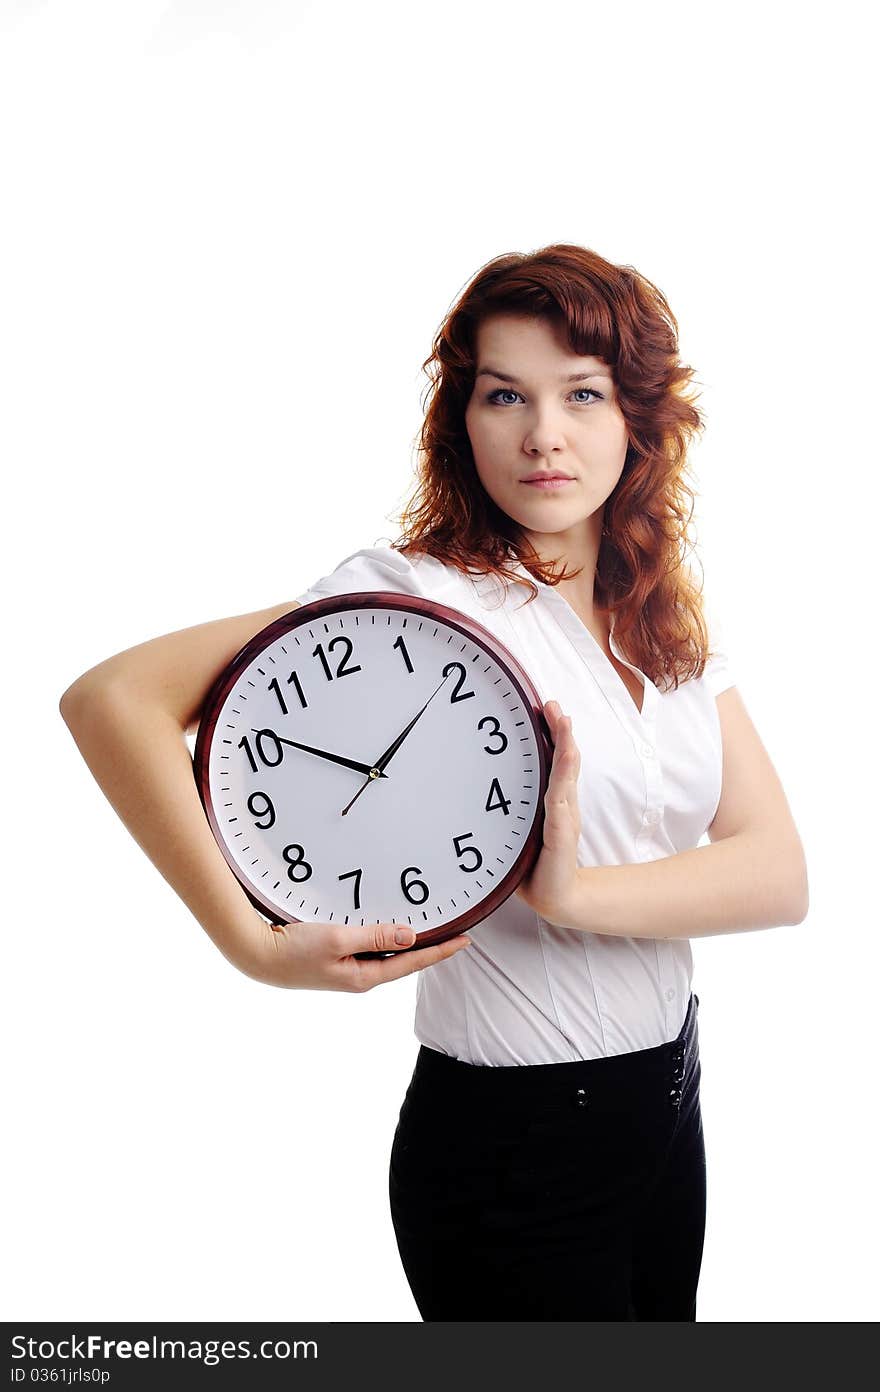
left=645, top=809, right=661, bottom=825
left=641, top=742, right=655, bottom=758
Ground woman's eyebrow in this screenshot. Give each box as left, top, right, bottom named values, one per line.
left=475, top=366, right=612, bottom=382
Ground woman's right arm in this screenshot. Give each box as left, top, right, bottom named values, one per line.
left=58, top=600, right=473, bottom=989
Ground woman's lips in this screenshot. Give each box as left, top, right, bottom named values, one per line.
left=521, top=477, right=575, bottom=489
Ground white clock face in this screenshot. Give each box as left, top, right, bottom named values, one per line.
left=202, top=597, right=546, bottom=936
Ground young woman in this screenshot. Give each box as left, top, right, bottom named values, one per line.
left=60, top=242, right=808, bottom=1322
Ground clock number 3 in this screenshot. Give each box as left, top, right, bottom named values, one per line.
left=477, top=714, right=508, bottom=754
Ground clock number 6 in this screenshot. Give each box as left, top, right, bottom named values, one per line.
left=401, top=866, right=429, bottom=905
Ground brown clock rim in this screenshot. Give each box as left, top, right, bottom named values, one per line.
left=192, top=590, right=553, bottom=946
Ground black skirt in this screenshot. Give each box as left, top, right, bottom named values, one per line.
left=388, top=991, right=706, bottom=1320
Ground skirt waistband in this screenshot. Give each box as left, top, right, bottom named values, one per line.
left=410, top=991, right=699, bottom=1106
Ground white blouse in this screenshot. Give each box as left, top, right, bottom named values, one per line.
left=293, top=544, right=735, bottom=1065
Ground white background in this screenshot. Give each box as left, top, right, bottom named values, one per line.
left=2, top=0, right=877, bottom=1323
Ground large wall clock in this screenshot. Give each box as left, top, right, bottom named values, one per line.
left=193, top=591, right=552, bottom=959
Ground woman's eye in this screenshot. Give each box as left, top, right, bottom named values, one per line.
left=486, top=387, right=603, bottom=406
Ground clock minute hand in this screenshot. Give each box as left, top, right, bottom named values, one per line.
left=339, top=672, right=452, bottom=817
left=371, top=671, right=452, bottom=774
left=250, top=729, right=388, bottom=780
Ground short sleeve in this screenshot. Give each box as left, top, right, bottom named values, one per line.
left=293, top=544, right=426, bottom=607
left=701, top=596, right=736, bottom=697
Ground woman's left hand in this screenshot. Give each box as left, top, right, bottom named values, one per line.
left=515, top=700, right=583, bottom=926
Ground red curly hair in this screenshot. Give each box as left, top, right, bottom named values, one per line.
left=388, top=242, right=716, bottom=692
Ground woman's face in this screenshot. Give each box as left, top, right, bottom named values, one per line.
left=464, top=314, right=630, bottom=563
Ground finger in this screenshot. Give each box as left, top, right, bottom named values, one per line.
left=549, top=717, right=575, bottom=785
left=559, top=715, right=581, bottom=803
left=544, top=699, right=563, bottom=738
left=547, top=706, right=575, bottom=758
left=303, top=919, right=409, bottom=960
left=550, top=713, right=579, bottom=778
left=544, top=720, right=580, bottom=830
left=351, top=932, right=474, bottom=990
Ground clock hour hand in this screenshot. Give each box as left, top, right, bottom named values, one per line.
left=250, top=729, right=388, bottom=780
left=339, top=671, right=452, bottom=816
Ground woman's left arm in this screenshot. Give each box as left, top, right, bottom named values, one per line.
left=520, top=690, right=809, bottom=940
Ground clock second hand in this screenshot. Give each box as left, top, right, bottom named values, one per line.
left=340, top=671, right=451, bottom=817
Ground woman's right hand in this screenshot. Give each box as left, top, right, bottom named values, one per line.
left=250, top=917, right=474, bottom=991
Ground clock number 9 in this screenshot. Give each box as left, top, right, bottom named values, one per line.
left=247, top=791, right=276, bottom=829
